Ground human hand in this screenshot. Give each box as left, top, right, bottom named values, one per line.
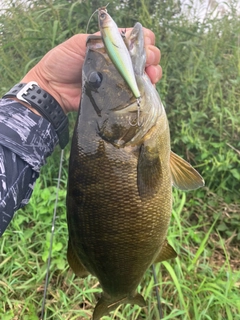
left=21, top=29, right=162, bottom=114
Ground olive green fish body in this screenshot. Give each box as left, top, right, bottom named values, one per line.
left=67, top=22, right=204, bottom=320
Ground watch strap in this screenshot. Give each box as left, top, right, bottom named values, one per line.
left=2, top=82, right=69, bottom=149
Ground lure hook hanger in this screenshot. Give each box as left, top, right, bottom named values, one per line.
left=86, top=3, right=110, bottom=33
left=129, top=98, right=143, bottom=127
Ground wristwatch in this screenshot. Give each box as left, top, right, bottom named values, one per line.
left=2, top=82, right=69, bottom=149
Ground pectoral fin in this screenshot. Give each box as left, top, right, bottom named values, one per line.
left=67, top=240, right=89, bottom=278
left=137, top=144, right=162, bottom=199
left=93, top=293, right=146, bottom=320
left=154, top=240, right=177, bottom=263
left=170, top=151, right=204, bottom=190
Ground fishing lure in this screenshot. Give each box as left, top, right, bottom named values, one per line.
left=98, top=7, right=141, bottom=107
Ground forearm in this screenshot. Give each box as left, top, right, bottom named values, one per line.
left=0, top=99, right=58, bottom=236
left=0, top=145, right=39, bottom=236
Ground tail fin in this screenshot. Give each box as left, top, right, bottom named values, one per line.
left=93, top=293, right=146, bottom=320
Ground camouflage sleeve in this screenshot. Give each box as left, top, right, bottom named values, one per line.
left=0, top=99, right=59, bottom=236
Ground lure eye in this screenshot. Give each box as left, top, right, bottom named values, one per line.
left=100, top=12, right=106, bottom=20
left=88, top=72, right=103, bottom=89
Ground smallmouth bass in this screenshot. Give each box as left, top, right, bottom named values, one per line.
left=67, top=22, right=204, bottom=320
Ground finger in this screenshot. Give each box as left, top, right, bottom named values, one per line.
left=62, top=34, right=89, bottom=55
left=146, top=45, right=161, bottom=67
left=143, top=28, right=155, bottom=45
left=145, top=65, right=162, bottom=84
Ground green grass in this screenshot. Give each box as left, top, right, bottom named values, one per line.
left=0, top=0, right=240, bottom=319
left=0, top=182, right=239, bottom=319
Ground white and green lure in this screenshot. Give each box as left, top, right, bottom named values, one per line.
left=98, top=7, right=141, bottom=106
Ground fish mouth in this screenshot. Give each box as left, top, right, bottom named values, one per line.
left=110, top=94, right=145, bottom=130
left=110, top=98, right=139, bottom=113
left=109, top=80, right=144, bottom=113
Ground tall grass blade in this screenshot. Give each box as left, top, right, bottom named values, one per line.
left=191, top=214, right=220, bottom=268
left=162, top=261, right=188, bottom=312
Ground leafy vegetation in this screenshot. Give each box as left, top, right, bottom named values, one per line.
left=0, top=0, right=239, bottom=319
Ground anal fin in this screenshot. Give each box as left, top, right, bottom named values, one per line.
left=67, top=240, right=89, bottom=278
left=154, top=240, right=177, bottom=263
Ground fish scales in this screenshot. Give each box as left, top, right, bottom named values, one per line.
left=68, top=132, right=171, bottom=284
left=67, top=21, right=204, bottom=320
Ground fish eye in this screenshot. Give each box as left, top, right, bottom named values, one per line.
left=88, top=71, right=103, bottom=89
left=100, top=12, right=106, bottom=20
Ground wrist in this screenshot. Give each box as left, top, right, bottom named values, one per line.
left=9, top=97, right=41, bottom=116
left=21, top=71, right=66, bottom=114
left=2, top=82, right=69, bottom=149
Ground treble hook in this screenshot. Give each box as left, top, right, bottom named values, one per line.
left=129, top=98, right=143, bottom=127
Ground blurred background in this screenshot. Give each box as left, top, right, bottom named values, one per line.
left=0, top=1, right=239, bottom=319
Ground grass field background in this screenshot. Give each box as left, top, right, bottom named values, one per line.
left=0, top=0, right=239, bottom=319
